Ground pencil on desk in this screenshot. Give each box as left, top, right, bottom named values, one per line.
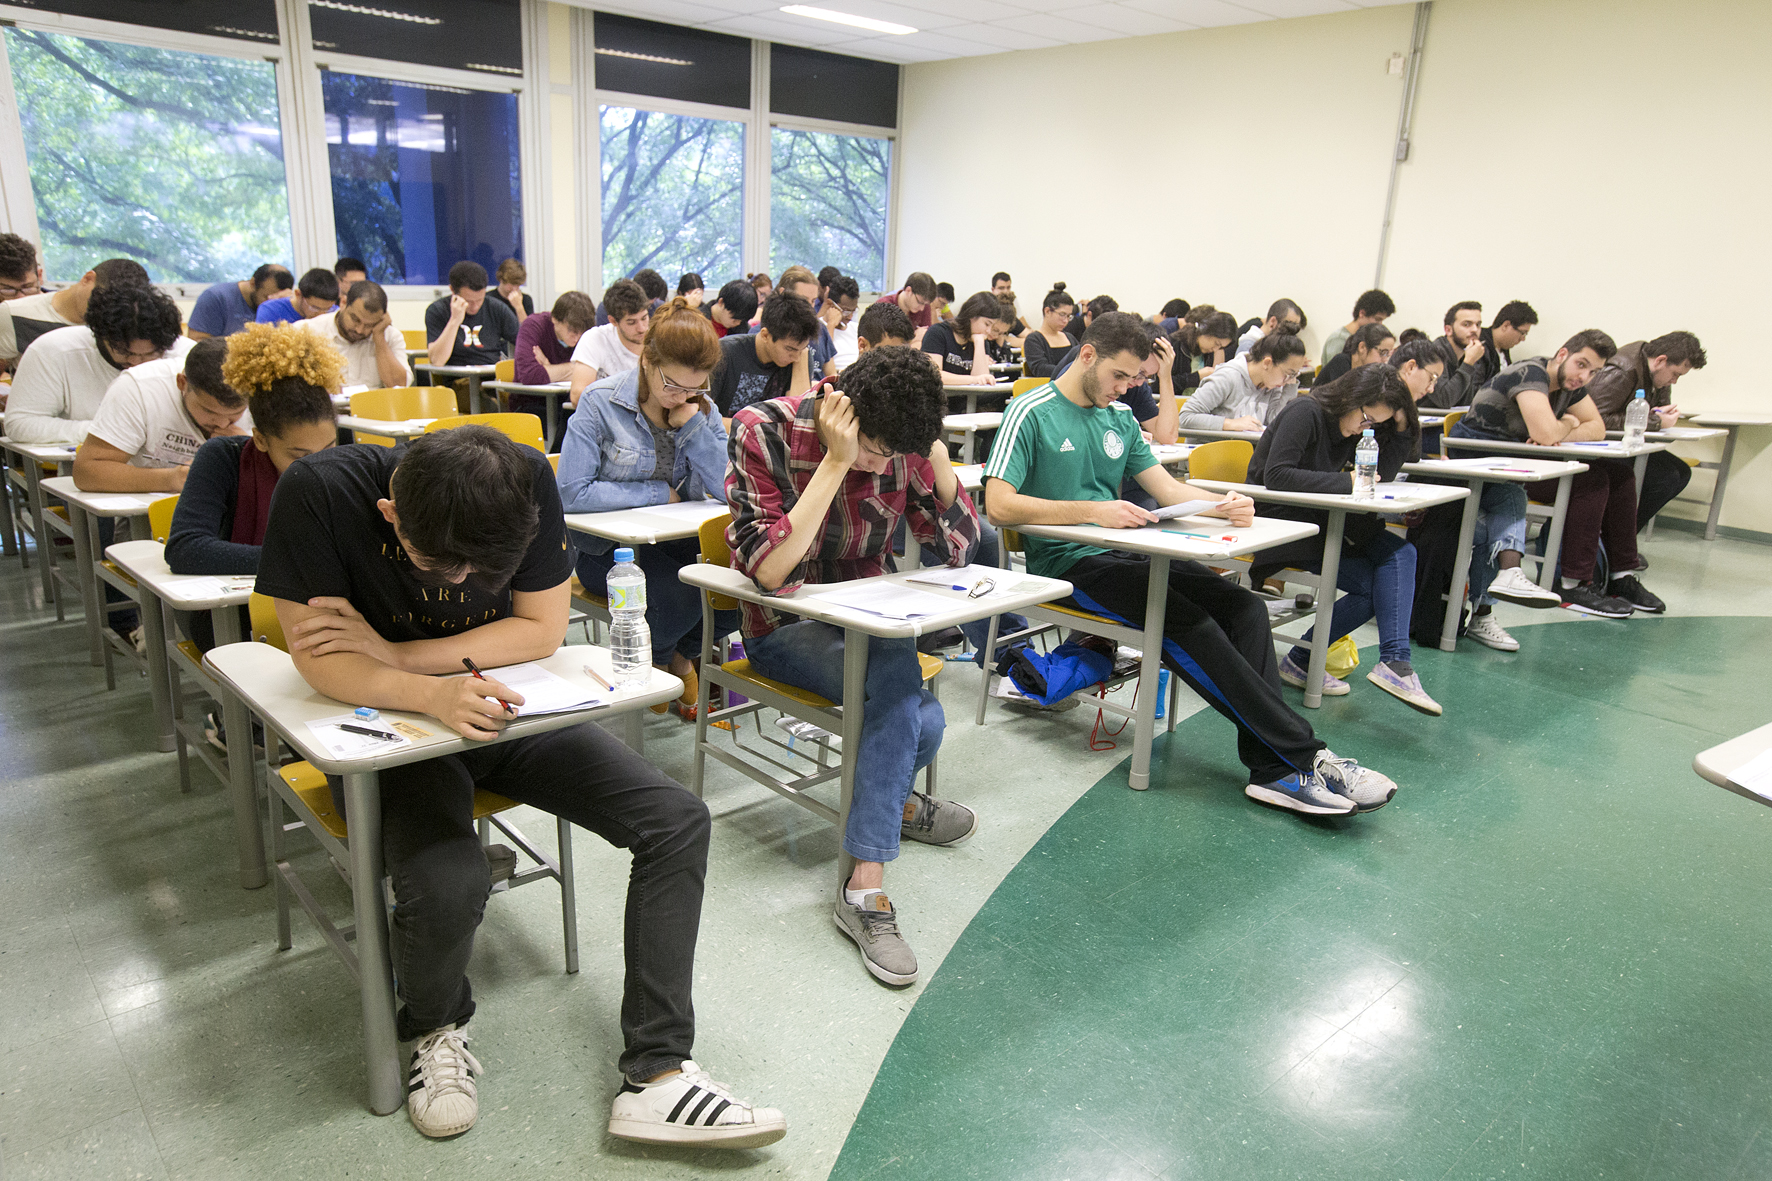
left=582, top=663, right=613, bottom=690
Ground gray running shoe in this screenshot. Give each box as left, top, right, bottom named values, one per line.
left=900, top=792, right=978, bottom=846
left=833, top=890, right=918, bottom=986
left=1244, top=770, right=1357, bottom=816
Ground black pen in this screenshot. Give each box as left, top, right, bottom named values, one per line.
left=339, top=722, right=400, bottom=741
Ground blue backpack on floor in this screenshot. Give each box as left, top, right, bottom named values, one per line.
left=998, top=641, right=1113, bottom=706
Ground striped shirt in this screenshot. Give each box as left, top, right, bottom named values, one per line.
left=724, top=390, right=981, bottom=640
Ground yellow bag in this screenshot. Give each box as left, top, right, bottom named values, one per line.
left=1325, top=635, right=1361, bottom=677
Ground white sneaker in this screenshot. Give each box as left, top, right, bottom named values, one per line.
left=609, top=1060, right=787, bottom=1149
left=1314, top=749, right=1398, bottom=812
left=406, top=1025, right=482, bottom=1139
left=1278, top=651, right=1350, bottom=695
left=1466, top=613, right=1519, bottom=652
left=1485, top=567, right=1560, bottom=608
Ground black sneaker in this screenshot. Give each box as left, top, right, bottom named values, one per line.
left=1606, top=574, right=1665, bottom=614
left=1560, top=583, right=1632, bottom=619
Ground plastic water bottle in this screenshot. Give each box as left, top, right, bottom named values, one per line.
left=606, top=547, right=651, bottom=692
left=1623, top=388, right=1650, bottom=448
left=1352, top=428, right=1379, bottom=499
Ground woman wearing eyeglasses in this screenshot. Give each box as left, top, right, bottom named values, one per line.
left=556, top=297, right=738, bottom=718
left=1021, top=284, right=1077, bottom=378
left=1244, top=364, right=1442, bottom=717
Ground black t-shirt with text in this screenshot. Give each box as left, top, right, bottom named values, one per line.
left=255, top=444, right=571, bottom=642
left=920, top=321, right=1009, bottom=376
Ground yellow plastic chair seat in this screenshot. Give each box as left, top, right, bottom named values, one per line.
left=1040, top=601, right=1119, bottom=627
left=99, top=560, right=136, bottom=587
left=720, top=652, right=942, bottom=713
left=278, top=760, right=519, bottom=841
left=177, top=639, right=202, bottom=663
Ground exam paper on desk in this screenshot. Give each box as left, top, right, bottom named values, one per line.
left=809, top=583, right=959, bottom=619
left=455, top=661, right=607, bottom=717
left=1727, top=749, right=1772, bottom=801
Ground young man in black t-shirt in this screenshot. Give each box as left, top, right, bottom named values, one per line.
left=255, top=426, right=784, bottom=1148
left=708, top=291, right=817, bottom=421
left=424, top=261, right=520, bottom=366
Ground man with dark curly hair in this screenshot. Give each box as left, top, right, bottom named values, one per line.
left=725, top=345, right=984, bottom=987
left=5, top=283, right=190, bottom=444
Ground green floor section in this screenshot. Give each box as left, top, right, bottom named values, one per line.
left=833, top=617, right=1772, bottom=1180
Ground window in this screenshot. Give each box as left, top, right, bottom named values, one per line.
left=770, top=128, right=890, bottom=291
left=323, top=72, right=523, bottom=287
left=592, top=14, right=750, bottom=111
left=308, top=0, right=522, bottom=79
left=600, top=106, right=744, bottom=290
left=4, top=28, right=293, bottom=282
left=770, top=45, right=897, bottom=130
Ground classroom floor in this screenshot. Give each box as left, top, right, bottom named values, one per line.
left=2, top=526, right=1770, bottom=1179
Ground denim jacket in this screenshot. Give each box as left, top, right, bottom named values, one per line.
left=555, top=368, right=730, bottom=556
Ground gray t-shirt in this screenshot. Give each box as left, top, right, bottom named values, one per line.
left=1460, top=357, right=1582, bottom=442
left=648, top=420, right=677, bottom=483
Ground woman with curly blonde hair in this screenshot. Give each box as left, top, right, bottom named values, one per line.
left=166, top=323, right=341, bottom=650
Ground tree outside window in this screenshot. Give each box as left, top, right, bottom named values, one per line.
left=769, top=128, right=888, bottom=292
left=4, top=29, right=293, bottom=283
left=599, top=105, right=743, bottom=288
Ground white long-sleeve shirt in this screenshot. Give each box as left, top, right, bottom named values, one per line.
left=2, top=325, right=191, bottom=444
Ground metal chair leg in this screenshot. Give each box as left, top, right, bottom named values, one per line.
left=557, top=817, right=578, bottom=975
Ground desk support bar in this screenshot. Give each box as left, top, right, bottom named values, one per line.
left=344, top=768, right=403, bottom=1115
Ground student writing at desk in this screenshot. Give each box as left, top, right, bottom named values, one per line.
left=1451, top=329, right=1665, bottom=619
left=255, top=426, right=785, bottom=1147
left=1245, top=366, right=1442, bottom=715
left=983, top=312, right=1402, bottom=818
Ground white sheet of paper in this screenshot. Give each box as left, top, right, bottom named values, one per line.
left=1726, top=748, right=1772, bottom=801
left=810, top=582, right=958, bottom=619
left=1429, top=456, right=1517, bottom=468
left=467, top=661, right=605, bottom=717
left=304, top=713, right=413, bottom=758
left=340, top=384, right=369, bottom=395
left=903, top=564, right=1001, bottom=593
left=179, top=575, right=257, bottom=599
left=1150, top=499, right=1222, bottom=521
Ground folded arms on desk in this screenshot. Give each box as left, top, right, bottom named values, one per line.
left=984, top=462, right=1254, bottom=531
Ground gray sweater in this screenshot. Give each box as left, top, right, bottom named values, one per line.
left=1177, top=355, right=1297, bottom=431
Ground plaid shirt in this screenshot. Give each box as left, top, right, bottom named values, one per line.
left=725, top=390, right=981, bottom=640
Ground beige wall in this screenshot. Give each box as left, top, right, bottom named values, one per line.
left=896, top=0, right=1772, bottom=535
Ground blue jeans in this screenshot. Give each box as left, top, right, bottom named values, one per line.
left=1468, top=483, right=1528, bottom=608
left=1289, top=528, right=1418, bottom=665
left=576, top=535, right=738, bottom=665
left=745, top=620, right=943, bottom=864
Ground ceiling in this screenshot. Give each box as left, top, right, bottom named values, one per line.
left=569, top=0, right=1407, bottom=65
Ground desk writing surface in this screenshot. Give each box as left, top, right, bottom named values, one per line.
left=1694, top=722, right=1772, bottom=805
left=336, top=414, right=434, bottom=437
left=677, top=564, right=1069, bottom=640
left=1188, top=478, right=1468, bottom=513
left=105, top=539, right=254, bottom=611
left=1403, top=457, right=1589, bottom=482
left=564, top=499, right=729, bottom=546
left=943, top=412, right=1004, bottom=430
left=40, top=476, right=166, bottom=515
left=1689, top=412, right=1772, bottom=428
left=204, top=642, right=680, bottom=776
left=1, top=438, right=80, bottom=462
left=1012, top=515, right=1319, bottom=562
left=1443, top=436, right=1669, bottom=459
left=414, top=363, right=498, bottom=376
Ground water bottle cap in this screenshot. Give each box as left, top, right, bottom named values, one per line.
left=1634, top=389, right=1646, bottom=399
left=614, top=547, right=635, bottom=563
left=1361, top=427, right=1375, bottom=437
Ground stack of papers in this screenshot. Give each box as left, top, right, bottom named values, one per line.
left=1149, top=499, right=1222, bottom=521
left=305, top=713, right=419, bottom=758
left=810, top=583, right=958, bottom=619
left=176, top=574, right=257, bottom=599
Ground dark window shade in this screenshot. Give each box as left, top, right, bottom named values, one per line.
left=322, top=71, right=522, bottom=286
left=770, top=44, right=896, bottom=129
left=3, top=0, right=280, bottom=43
left=308, top=0, right=522, bottom=78
left=592, top=13, right=749, bottom=111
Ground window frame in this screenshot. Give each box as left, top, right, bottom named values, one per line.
left=582, top=12, right=899, bottom=298
left=0, top=2, right=310, bottom=293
